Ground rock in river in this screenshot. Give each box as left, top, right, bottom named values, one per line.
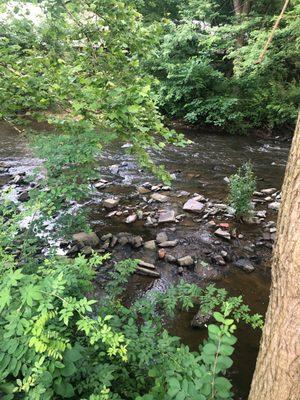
left=125, top=214, right=137, bottom=224
left=191, top=310, right=213, bottom=328
left=178, top=256, right=194, bottom=267
left=72, top=232, right=99, bottom=248
left=103, top=197, right=119, bottom=209
left=144, top=240, right=156, bottom=251
left=183, top=198, right=205, bottom=214
left=234, top=258, right=255, bottom=273
left=268, top=201, right=280, bottom=211
left=158, top=240, right=178, bottom=248
left=156, top=231, right=168, bottom=243
left=214, top=228, right=231, bottom=241
left=158, top=210, right=176, bottom=223
left=151, top=193, right=169, bottom=203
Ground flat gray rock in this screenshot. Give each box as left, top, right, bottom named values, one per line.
left=183, top=198, right=205, bottom=213
left=158, top=210, right=176, bottom=223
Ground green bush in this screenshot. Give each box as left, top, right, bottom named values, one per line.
left=0, top=244, right=263, bottom=400
left=229, top=162, right=256, bottom=219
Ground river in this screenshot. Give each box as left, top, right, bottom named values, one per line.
left=0, top=122, right=290, bottom=399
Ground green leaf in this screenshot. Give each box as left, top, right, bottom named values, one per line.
left=54, top=382, right=74, bottom=398
left=203, top=343, right=217, bottom=355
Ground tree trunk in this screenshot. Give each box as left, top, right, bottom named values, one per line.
left=248, top=113, right=300, bottom=400
left=233, top=0, right=251, bottom=47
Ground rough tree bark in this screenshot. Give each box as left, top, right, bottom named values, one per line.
left=248, top=113, right=300, bottom=400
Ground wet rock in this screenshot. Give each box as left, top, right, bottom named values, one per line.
left=183, top=198, right=205, bottom=214
left=219, top=222, right=229, bottom=229
left=158, top=240, right=178, bottom=248
left=256, top=210, right=266, bottom=218
left=263, top=232, right=272, bottom=241
left=191, top=310, right=213, bottom=328
left=193, top=194, right=206, bottom=202
left=136, top=266, right=160, bottom=278
left=270, top=227, right=277, bottom=233
left=268, top=201, right=280, bottom=211
left=261, top=188, right=277, bottom=195
left=136, top=210, right=143, bottom=220
left=264, top=196, right=272, bottom=201
left=214, top=228, right=231, bottom=241
left=66, top=244, right=79, bottom=256
left=138, top=260, right=156, bottom=270
left=178, top=256, right=194, bottom=267
left=144, top=240, right=156, bottom=251
left=132, top=236, right=143, bottom=248
left=162, top=186, right=171, bottom=191
left=165, top=254, right=177, bottom=263
left=207, top=220, right=216, bottom=228
left=107, top=210, right=118, bottom=217
left=177, top=190, right=190, bottom=197
left=103, top=198, right=119, bottom=209
left=145, top=216, right=155, bottom=226
left=211, top=254, right=226, bottom=266
left=125, top=214, right=137, bottom=224
left=151, top=185, right=160, bottom=191
left=101, top=233, right=112, bottom=241
left=81, top=246, right=93, bottom=256
left=158, top=210, right=176, bottom=223
left=234, top=258, right=255, bottom=273
left=18, top=191, right=30, bottom=202
left=111, top=236, right=118, bottom=248
left=102, top=240, right=110, bottom=251
left=142, top=182, right=152, bottom=189
left=253, top=191, right=264, bottom=197
left=137, top=186, right=151, bottom=194
left=118, top=233, right=131, bottom=246
left=95, top=180, right=108, bottom=189
left=151, top=193, right=169, bottom=203
left=109, top=164, right=119, bottom=174
left=158, top=248, right=166, bottom=259
left=72, top=232, right=99, bottom=248
left=156, top=231, right=168, bottom=243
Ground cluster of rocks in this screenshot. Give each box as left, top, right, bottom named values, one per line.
left=253, top=187, right=281, bottom=211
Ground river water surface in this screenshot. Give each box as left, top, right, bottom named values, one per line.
left=0, top=122, right=290, bottom=399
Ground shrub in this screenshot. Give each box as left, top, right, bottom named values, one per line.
left=229, top=162, right=256, bottom=219
left=0, top=217, right=263, bottom=399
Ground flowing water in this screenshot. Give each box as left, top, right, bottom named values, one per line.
left=0, top=122, right=290, bottom=399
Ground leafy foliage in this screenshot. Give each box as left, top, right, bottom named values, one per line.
left=229, top=162, right=256, bottom=219
left=0, top=199, right=263, bottom=399
left=147, top=0, right=299, bottom=133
